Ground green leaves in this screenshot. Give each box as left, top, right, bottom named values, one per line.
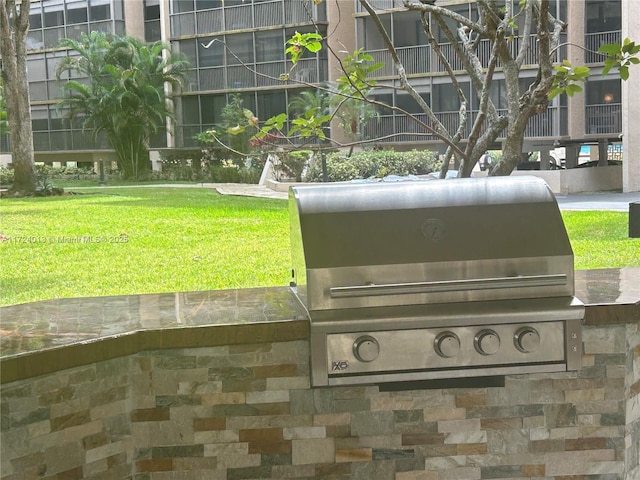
left=285, top=32, right=323, bottom=65
left=288, top=107, right=331, bottom=140
left=599, top=38, right=640, bottom=80
left=56, top=31, right=190, bottom=179
left=550, top=60, right=591, bottom=99
left=337, top=49, right=383, bottom=96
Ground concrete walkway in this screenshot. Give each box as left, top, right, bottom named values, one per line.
left=214, top=183, right=640, bottom=212
left=72, top=182, right=640, bottom=210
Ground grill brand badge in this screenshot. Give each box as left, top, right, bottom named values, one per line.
left=332, top=360, right=349, bottom=371
left=422, top=218, right=446, bottom=242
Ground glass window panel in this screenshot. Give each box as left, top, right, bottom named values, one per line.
left=173, top=0, right=195, bottom=14
left=196, top=0, right=222, bottom=10
left=32, top=106, right=49, bottom=131
left=112, top=0, right=124, bottom=20
left=181, top=96, right=200, bottom=124
left=396, top=92, right=430, bottom=114
left=144, top=2, right=160, bottom=20
left=200, top=94, right=227, bottom=125
left=27, top=55, right=47, bottom=80
left=27, top=30, right=44, bottom=50
left=89, top=3, right=110, bottom=21
left=44, top=4, right=65, bottom=27
left=67, top=2, right=88, bottom=24
left=433, top=82, right=469, bottom=112
left=586, top=0, right=621, bottom=33
left=393, top=12, right=426, bottom=48
left=587, top=78, right=621, bottom=105
left=255, top=30, right=283, bottom=63
left=30, top=11, right=43, bottom=29
left=50, top=107, right=71, bottom=130
left=198, top=37, right=224, bottom=67
left=29, top=82, right=48, bottom=101
left=50, top=131, right=73, bottom=150
left=257, top=91, right=286, bottom=119
left=225, top=33, right=254, bottom=65
left=174, top=39, right=197, bottom=66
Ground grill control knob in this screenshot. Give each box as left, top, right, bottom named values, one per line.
left=353, top=335, right=380, bottom=362
left=435, top=332, right=460, bottom=358
left=474, top=329, right=500, bottom=355
left=514, top=327, right=540, bottom=353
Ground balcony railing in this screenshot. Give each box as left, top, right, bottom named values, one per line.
left=362, top=35, right=556, bottom=78
left=170, top=0, right=319, bottom=38
left=355, top=0, right=404, bottom=12
left=363, top=107, right=564, bottom=143
left=585, top=103, right=621, bottom=135
left=585, top=31, right=621, bottom=64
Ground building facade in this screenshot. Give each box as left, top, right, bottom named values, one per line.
left=0, top=0, right=637, bottom=191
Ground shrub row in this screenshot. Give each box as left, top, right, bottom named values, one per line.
left=304, top=149, right=442, bottom=182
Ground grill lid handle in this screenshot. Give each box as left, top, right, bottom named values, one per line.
left=329, top=274, right=568, bottom=298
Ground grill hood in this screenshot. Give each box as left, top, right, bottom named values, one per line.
left=289, top=176, right=575, bottom=313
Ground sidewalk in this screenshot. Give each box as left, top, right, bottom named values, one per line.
left=554, top=192, right=640, bottom=212
left=213, top=183, right=640, bottom=211
left=71, top=182, right=640, bottom=210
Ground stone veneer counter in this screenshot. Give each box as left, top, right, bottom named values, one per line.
left=0, top=268, right=638, bottom=384
left=1, top=268, right=639, bottom=480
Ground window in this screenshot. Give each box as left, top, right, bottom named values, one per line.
left=396, top=92, right=430, bottom=114
left=257, top=91, right=286, bottom=119
left=586, top=0, right=621, bottom=33
left=66, top=1, right=88, bottom=24
left=27, top=55, right=47, bottom=81
left=196, top=0, right=222, bottom=10
left=393, top=12, right=427, bottom=48
left=173, top=0, right=195, bottom=14
left=226, top=33, right=254, bottom=65
left=89, top=0, right=110, bottom=21
left=586, top=78, right=621, bottom=105
left=255, top=30, right=283, bottom=63
left=44, top=2, right=65, bottom=27
left=181, top=96, right=200, bottom=125
left=32, top=106, right=49, bottom=132
left=433, top=82, right=469, bottom=112
left=198, top=37, right=224, bottom=67
left=200, top=94, right=227, bottom=125
left=29, top=11, right=43, bottom=29
left=358, top=15, right=392, bottom=51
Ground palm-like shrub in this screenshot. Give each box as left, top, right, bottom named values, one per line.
left=56, top=31, right=188, bottom=179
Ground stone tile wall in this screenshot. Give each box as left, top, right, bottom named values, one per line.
left=626, top=322, right=640, bottom=479
left=1, top=323, right=638, bottom=479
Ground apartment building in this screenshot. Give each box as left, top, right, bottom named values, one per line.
left=1, top=0, right=638, bottom=191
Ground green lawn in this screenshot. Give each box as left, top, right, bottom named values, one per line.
left=1, top=187, right=638, bottom=306
left=0, top=187, right=290, bottom=306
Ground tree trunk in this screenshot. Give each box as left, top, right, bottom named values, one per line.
left=0, top=0, right=36, bottom=193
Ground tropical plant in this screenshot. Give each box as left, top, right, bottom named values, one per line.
left=56, top=31, right=189, bottom=179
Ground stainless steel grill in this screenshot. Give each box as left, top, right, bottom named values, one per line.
left=289, top=176, right=584, bottom=387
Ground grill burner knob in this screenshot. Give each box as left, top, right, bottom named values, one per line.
left=353, top=335, right=380, bottom=362
left=514, top=327, right=541, bottom=353
left=435, top=332, right=460, bottom=358
left=474, top=329, right=500, bottom=355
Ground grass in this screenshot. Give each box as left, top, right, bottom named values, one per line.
left=563, top=210, right=640, bottom=270
left=1, top=187, right=638, bottom=306
left=0, top=187, right=290, bottom=306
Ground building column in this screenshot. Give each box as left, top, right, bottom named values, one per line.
left=326, top=0, right=356, bottom=149
left=565, top=145, right=580, bottom=169
left=622, top=0, right=640, bottom=192
left=598, top=139, right=609, bottom=167
left=539, top=148, right=551, bottom=170
left=566, top=0, right=586, bottom=142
